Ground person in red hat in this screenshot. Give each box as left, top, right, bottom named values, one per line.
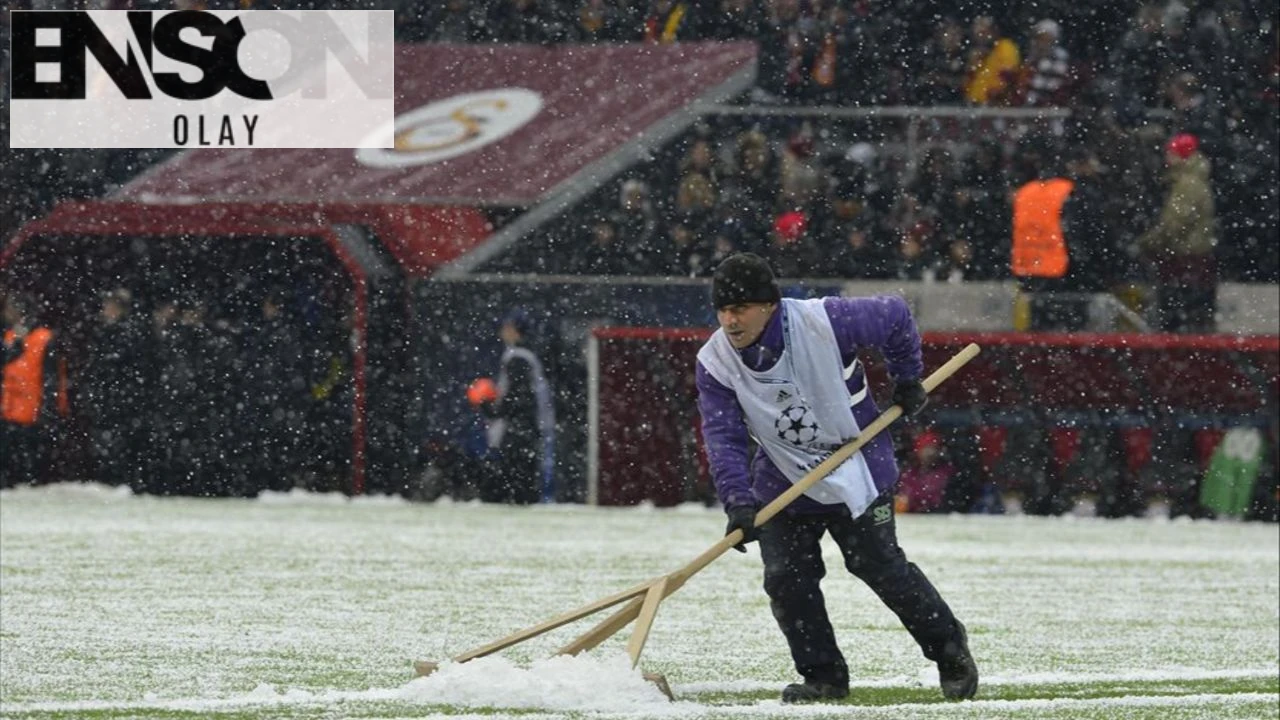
left=1164, top=133, right=1199, bottom=162
left=895, top=430, right=955, bottom=513
left=1136, top=133, right=1218, bottom=332
left=774, top=210, right=808, bottom=242
left=766, top=210, right=814, bottom=278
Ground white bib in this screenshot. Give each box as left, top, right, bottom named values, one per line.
left=698, top=298, right=880, bottom=518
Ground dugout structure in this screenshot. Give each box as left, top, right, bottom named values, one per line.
left=587, top=327, right=1280, bottom=507
left=1, top=201, right=489, bottom=494
left=0, top=41, right=759, bottom=495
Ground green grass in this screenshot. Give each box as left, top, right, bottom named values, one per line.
left=4, top=679, right=1278, bottom=720
left=1, top=484, right=1277, bottom=719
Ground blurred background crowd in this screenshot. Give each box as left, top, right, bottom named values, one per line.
left=2, top=0, right=1276, bottom=517
left=1, top=242, right=359, bottom=496
left=4, top=0, right=1278, bottom=294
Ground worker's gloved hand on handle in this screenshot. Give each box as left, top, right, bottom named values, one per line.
left=892, top=378, right=928, bottom=417
left=725, top=504, right=759, bottom=553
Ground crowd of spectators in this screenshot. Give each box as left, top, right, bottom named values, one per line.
left=4, top=2, right=1276, bottom=301
left=892, top=421, right=1279, bottom=521
left=71, top=285, right=351, bottom=495
left=1, top=241, right=356, bottom=495
left=522, top=1, right=1278, bottom=301
left=1, top=2, right=1275, bottom=500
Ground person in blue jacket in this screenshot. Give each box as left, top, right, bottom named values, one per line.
left=473, top=309, right=556, bottom=504
left=695, top=253, right=978, bottom=704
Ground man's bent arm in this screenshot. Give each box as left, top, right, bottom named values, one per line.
left=824, top=296, right=924, bottom=380
left=696, top=362, right=755, bottom=508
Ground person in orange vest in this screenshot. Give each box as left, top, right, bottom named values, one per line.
left=1009, top=137, right=1087, bottom=331
left=2, top=293, right=59, bottom=488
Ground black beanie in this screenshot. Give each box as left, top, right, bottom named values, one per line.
left=712, top=253, right=781, bottom=309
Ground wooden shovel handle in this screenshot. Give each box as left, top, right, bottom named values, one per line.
left=554, top=343, right=982, bottom=662
left=688, top=342, right=981, bottom=579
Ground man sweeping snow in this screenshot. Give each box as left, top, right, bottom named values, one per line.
left=695, top=252, right=979, bottom=704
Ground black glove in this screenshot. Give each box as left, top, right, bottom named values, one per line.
left=725, top=505, right=759, bottom=553
left=892, top=378, right=929, bottom=417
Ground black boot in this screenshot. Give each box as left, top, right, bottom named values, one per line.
left=781, top=681, right=848, bottom=704
left=937, top=621, right=979, bottom=700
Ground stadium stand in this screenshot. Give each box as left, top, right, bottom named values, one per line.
left=1, top=1, right=1275, bottom=518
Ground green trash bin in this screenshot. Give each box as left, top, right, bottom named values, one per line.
left=1200, top=427, right=1266, bottom=518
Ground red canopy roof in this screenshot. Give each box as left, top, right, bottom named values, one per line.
left=114, top=42, right=757, bottom=207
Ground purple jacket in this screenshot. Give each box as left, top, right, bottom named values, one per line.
left=696, top=296, right=923, bottom=514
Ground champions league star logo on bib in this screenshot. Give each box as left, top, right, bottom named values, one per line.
left=775, top=403, right=820, bottom=447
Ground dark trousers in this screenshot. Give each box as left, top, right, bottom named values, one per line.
left=1156, top=284, right=1216, bottom=333
left=1, top=421, right=51, bottom=488
left=482, top=436, right=539, bottom=505
left=1155, top=255, right=1217, bottom=334
left=89, top=424, right=143, bottom=488
left=757, top=492, right=962, bottom=687
left=1021, top=278, right=1087, bottom=332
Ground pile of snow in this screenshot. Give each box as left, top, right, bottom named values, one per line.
left=254, top=488, right=413, bottom=506
left=0, top=481, right=133, bottom=500
left=401, top=653, right=678, bottom=711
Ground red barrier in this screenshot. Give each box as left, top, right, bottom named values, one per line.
left=590, top=328, right=1278, bottom=506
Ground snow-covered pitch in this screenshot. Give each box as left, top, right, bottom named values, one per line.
left=1, top=483, right=1277, bottom=719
